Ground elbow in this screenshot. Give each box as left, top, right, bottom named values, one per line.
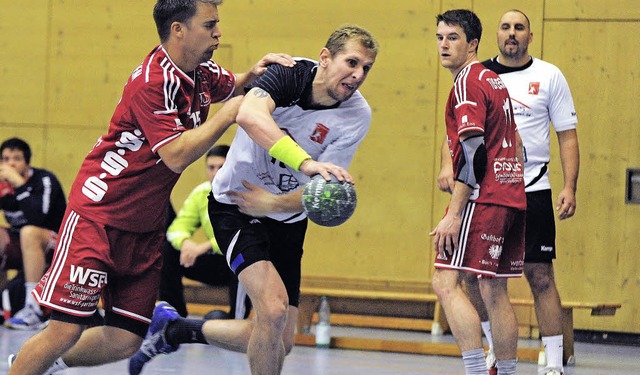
left=163, top=159, right=188, bottom=174
left=235, top=106, right=255, bottom=130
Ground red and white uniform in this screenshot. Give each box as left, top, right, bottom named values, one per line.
left=436, top=62, right=526, bottom=277
left=34, top=45, right=236, bottom=323
left=445, top=62, right=525, bottom=209
left=70, top=45, right=235, bottom=233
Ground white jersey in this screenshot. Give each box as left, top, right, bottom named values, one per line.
left=483, top=57, right=578, bottom=192
left=212, top=59, right=371, bottom=223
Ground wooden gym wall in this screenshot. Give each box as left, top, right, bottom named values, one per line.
left=0, top=0, right=638, bottom=333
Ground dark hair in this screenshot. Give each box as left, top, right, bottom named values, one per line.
left=206, top=144, right=229, bottom=158
left=436, top=9, right=483, bottom=52
left=153, top=0, right=223, bottom=43
left=0, top=138, right=32, bottom=164
left=325, top=24, right=379, bottom=57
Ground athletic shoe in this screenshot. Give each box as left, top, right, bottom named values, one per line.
left=128, top=301, right=180, bottom=375
left=4, top=306, right=48, bottom=330
left=486, top=350, right=497, bottom=375
left=8, top=354, right=16, bottom=368
left=541, top=368, right=563, bottom=375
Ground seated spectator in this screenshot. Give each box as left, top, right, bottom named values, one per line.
left=160, top=145, right=251, bottom=319
left=0, top=137, right=66, bottom=330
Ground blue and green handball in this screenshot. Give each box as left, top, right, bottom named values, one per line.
left=302, top=175, right=357, bottom=227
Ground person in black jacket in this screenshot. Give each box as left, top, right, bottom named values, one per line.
left=0, top=137, right=66, bottom=330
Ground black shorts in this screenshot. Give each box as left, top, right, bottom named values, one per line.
left=524, top=189, right=556, bottom=263
left=208, top=193, right=307, bottom=307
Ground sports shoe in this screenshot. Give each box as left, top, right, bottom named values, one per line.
left=541, top=368, right=563, bottom=375
left=486, top=350, right=497, bottom=375
left=128, top=301, right=180, bottom=375
left=8, top=354, right=16, bottom=368
left=4, top=306, right=48, bottom=330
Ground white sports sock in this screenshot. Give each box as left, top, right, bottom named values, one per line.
left=24, top=282, right=42, bottom=313
left=496, top=359, right=517, bottom=374
left=481, top=320, right=494, bottom=351
left=542, top=334, right=564, bottom=369
left=461, top=348, right=488, bottom=374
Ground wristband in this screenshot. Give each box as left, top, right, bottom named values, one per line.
left=268, top=136, right=312, bottom=171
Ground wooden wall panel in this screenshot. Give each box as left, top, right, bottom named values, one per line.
left=543, top=20, right=640, bottom=332
left=0, top=4, right=48, bottom=124
left=546, top=0, right=640, bottom=19
left=45, top=1, right=157, bottom=127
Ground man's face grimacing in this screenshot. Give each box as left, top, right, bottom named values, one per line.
left=320, top=39, right=376, bottom=103
left=183, top=2, right=222, bottom=65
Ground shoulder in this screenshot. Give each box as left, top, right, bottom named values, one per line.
left=530, top=57, right=566, bottom=77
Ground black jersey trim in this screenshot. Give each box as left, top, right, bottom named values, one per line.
left=481, top=56, right=534, bottom=75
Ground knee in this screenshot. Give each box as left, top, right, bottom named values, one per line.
left=432, top=271, right=455, bottom=300
left=524, top=266, right=555, bottom=293
left=19, top=225, right=47, bottom=250
left=257, top=299, right=289, bottom=330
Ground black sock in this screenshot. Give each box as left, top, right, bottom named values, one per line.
left=165, top=318, right=207, bottom=345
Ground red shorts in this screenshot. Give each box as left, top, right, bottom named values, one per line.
left=434, top=202, right=526, bottom=278
left=0, top=228, right=57, bottom=271
left=33, top=209, right=164, bottom=324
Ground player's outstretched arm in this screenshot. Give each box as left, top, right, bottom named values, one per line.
left=159, top=96, right=242, bottom=173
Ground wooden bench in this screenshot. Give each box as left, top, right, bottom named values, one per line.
left=297, top=287, right=448, bottom=335
left=182, top=280, right=621, bottom=365
left=296, top=287, right=621, bottom=365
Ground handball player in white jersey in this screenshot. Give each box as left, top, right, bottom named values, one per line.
left=127, top=24, right=379, bottom=375
left=8, top=0, right=295, bottom=374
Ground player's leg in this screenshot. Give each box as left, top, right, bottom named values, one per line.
left=433, top=268, right=488, bottom=374
left=525, top=262, right=562, bottom=336
left=433, top=269, right=483, bottom=351
left=240, top=261, right=289, bottom=374
left=9, top=226, right=52, bottom=326
left=478, top=277, right=517, bottom=359
left=8, top=319, right=84, bottom=375
left=18, top=225, right=51, bottom=286
left=524, top=190, right=564, bottom=371
left=60, top=324, right=143, bottom=366
left=464, top=273, right=496, bottom=373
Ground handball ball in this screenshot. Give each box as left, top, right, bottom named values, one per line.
left=302, top=175, right=357, bottom=227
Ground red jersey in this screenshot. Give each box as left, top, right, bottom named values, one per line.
left=68, top=45, right=236, bottom=232
left=445, top=62, right=525, bottom=210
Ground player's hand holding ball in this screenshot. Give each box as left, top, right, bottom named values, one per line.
left=302, top=175, right=357, bottom=227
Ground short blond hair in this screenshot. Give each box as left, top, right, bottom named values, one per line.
left=325, top=24, right=379, bottom=57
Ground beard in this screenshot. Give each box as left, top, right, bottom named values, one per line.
left=500, top=38, right=528, bottom=59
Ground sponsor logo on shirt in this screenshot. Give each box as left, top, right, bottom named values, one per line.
left=528, top=82, right=540, bottom=95
left=541, top=246, right=553, bottom=252
left=310, top=123, right=329, bottom=144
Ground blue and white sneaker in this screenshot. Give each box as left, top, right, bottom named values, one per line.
left=128, top=301, right=181, bottom=375
left=4, top=306, right=48, bottom=330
